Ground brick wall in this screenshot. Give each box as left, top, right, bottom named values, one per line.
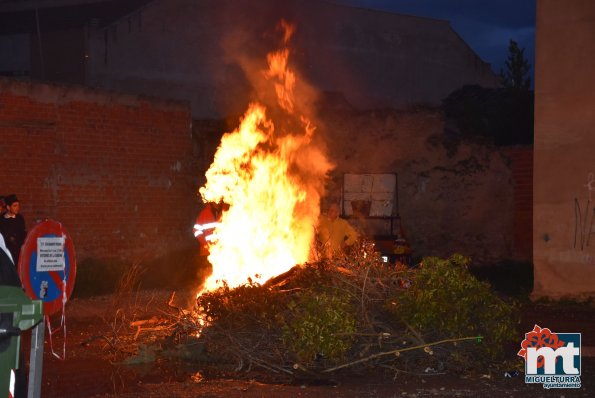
left=0, top=78, right=198, bottom=262
left=502, top=146, right=533, bottom=262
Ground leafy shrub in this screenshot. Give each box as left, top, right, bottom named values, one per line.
left=392, top=254, right=519, bottom=362
left=190, top=249, right=519, bottom=374
left=282, top=289, right=356, bottom=365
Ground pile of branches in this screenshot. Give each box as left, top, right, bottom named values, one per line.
left=184, top=242, right=518, bottom=377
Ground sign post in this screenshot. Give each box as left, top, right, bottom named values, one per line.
left=18, top=220, right=76, bottom=317
left=17, top=219, right=77, bottom=397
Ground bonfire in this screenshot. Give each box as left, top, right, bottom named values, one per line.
left=179, top=21, right=517, bottom=378
left=98, top=21, right=518, bottom=380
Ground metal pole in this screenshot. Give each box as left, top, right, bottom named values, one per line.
left=27, top=319, right=44, bottom=398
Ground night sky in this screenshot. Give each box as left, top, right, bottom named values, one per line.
left=335, top=0, right=536, bottom=79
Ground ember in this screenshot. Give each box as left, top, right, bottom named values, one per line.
left=198, top=21, right=332, bottom=293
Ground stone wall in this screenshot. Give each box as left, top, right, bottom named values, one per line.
left=0, top=78, right=198, bottom=262
left=319, top=107, right=515, bottom=264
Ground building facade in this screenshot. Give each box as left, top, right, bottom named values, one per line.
left=533, top=0, right=595, bottom=299
left=1, top=0, right=498, bottom=118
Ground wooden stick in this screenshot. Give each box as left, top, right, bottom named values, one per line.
left=321, top=336, right=481, bottom=373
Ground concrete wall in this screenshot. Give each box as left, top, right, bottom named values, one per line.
left=0, top=34, right=30, bottom=76
left=29, top=27, right=87, bottom=84
left=0, top=78, right=198, bottom=262
left=533, top=0, right=595, bottom=299
left=319, top=108, right=515, bottom=264
left=86, top=0, right=498, bottom=118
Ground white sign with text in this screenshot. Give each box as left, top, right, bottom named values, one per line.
left=36, top=236, right=65, bottom=272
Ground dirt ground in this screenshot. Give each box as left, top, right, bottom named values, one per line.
left=22, top=289, right=595, bottom=398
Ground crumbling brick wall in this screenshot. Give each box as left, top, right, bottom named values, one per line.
left=502, top=146, right=533, bottom=262
left=320, top=107, right=517, bottom=264
left=0, top=78, right=198, bottom=262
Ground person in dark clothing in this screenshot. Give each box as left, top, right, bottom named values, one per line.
left=0, top=233, right=21, bottom=287
left=0, top=232, right=26, bottom=398
left=0, top=194, right=27, bottom=268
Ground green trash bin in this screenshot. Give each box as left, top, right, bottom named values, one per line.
left=0, top=286, right=44, bottom=397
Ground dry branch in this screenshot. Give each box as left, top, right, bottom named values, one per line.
left=320, top=336, right=481, bottom=373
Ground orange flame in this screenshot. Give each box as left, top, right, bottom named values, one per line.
left=198, top=22, right=332, bottom=293
left=265, top=49, right=295, bottom=113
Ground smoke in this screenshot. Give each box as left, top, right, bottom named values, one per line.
left=207, top=0, right=335, bottom=205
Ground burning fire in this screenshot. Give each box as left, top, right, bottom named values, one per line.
left=198, top=21, right=332, bottom=293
